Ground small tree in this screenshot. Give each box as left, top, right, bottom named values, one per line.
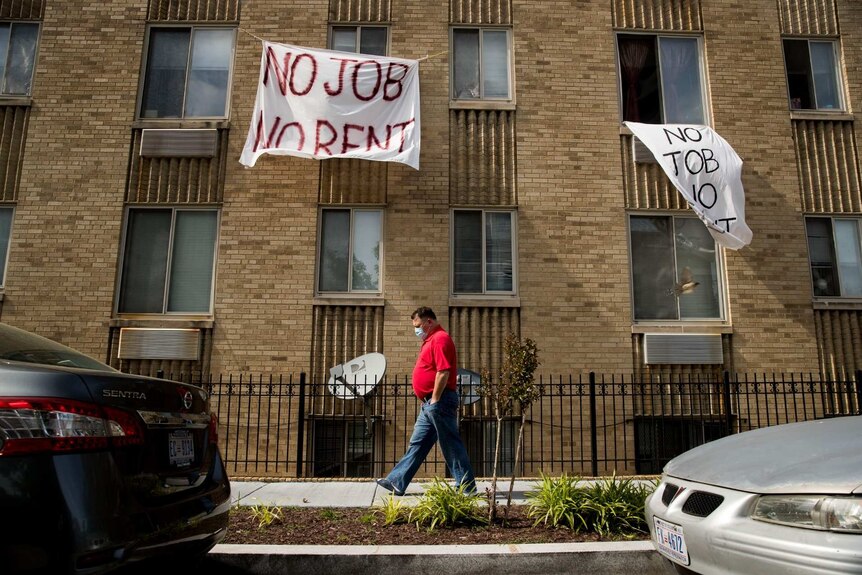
left=481, top=333, right=540, bottom=521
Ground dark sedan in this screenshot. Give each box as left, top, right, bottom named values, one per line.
left=0, top=322, right=231, bottom=574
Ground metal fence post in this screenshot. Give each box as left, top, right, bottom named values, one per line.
left=589, top=372, right=598, bottom=477
left=296, top=372, right=306, bottom=478
left=723, top=371, right=733, bottom=436
left=855, top=370, right=862, bottom=415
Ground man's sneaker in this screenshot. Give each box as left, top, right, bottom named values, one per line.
left=375, top=478, right=405, bottom=496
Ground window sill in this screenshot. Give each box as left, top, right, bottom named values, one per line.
left=631, top=323, right=732, bottom=334
left=110, top=317, right=214, bottom=329
left=313, top=296, right=384, bottom=306
left=812, top=298, right=862, bottom=310
left=131, top=119, right=231, bottom=130
left=449, top=100, right=516, bottom=111
left=448, top=296, right=520, bottom=308
left=0, top=97, right=31, bottom=107
left=790, top=110, right=854, bottom=122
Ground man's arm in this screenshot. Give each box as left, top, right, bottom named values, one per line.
left=430, top=370, right=449, bottom=403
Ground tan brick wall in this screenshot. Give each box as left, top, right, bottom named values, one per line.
left=1, top=0, right=860, bottom=379
left=2, top=1, right=145, bottom=357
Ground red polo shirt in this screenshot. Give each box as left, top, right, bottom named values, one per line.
left=411, top=324, right=458, bottom=398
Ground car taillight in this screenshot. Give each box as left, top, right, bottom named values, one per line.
left=0, top=398, right=145, bottom=456
left=208, top=412, right=219, bottom=444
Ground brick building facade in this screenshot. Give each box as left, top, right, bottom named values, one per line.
left=0, top=0, right=859, bottom=476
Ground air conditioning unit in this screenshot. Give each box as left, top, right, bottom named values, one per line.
left=632, top=136, right=657, bottom=164
left=643, top=333, right=723, bottom=364
left=140, top=129, right=218, bottom=158
left=118, top=328, right=201, bottom=360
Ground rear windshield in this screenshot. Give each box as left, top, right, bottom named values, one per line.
left=0, top=323, right=116, bottom=372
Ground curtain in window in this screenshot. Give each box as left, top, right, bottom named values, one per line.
left=141, top=28, right=191, bottom=118
left=167, top=211, right=218, bottom=312
left=351, top=210, right=381, bottom=291
left=453, top=30, right=480, bottom=99
left=0, top=207, right=12, bottom=285
left=3, top=23, right=38, bottom=96
left=331, top=27, right=357, bottom=52
left=630, top=216, right=677, bottom=320
left=659, top=37, right=703, bottom=124
left=319, top=210, right=350, bottom=292
left=454, top=211, right=483, bottom=292
left=619, top=37, right=652, bottom=122
left=835, top=220, right=862, bottom=296
left=482, top=30, right=509, bottom=98
left=185, top=28, right=233, bottom=118
left=675, top=218, right=720, bottom=319
left=119, top=210, right=172, bottom=313
left=485, top=212, right=512, bottom=291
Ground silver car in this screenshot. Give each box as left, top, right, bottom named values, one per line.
left=645, top=416, right=862, bottom=575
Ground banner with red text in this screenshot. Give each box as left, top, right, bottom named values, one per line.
left=625, top=122, right=753, bottom=250
left=240, top=42, right=420, bottom=169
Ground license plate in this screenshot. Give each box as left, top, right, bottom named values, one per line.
left=654, top=517, right=689, bottom=565
left=168, top=430, right=194, bottom=467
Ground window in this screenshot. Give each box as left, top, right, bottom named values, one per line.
left=452, top=210, right=515, bottom=294
left=617, top=34, right=706, bottom=124
left=139, top=26, right=235, bottom=119
left=451, top=27, right=511, bottom=100
left=313, top=420, right=374, bottom=477
left=783, top=39, right=843, bottom=111
left=318, top=208, right=382, bottom=293
left=118, top=208, right=218, bottom=314
left=329, top=25, right=387, bottom=56
left=806, top=217, right=862, bottom=297
left=0, top=206, right=12, bottom=285
left=463, top=419, right=516, bottom=476
left=629, top=215, right=722, bottom=321
left=0, top=22, right=38, bottom=96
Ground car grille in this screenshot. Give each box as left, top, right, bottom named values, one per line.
left=661, top=483, right=680, bottom=506
left=682, top=491, right=724, bottom=517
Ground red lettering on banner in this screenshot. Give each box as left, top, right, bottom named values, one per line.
left=289, top=53, right=317, bottom=96
left=326, top=57, right=359, bottom=96
left=315, top=120, right=338, bottom=156
left=366, top=125, right=392, bottom=151
left=342, top=124, right=365, bottom=154
left=263, top=47, right=292, bottom=96
left=253, top=112, right=306, bottom=152
left=352, top=60, right=382, bottom=101
left=383, top=63, right=409, bottom=101
left=275, top=121, right=305, bottom=150
left=392, top=118, right=415, bottom=152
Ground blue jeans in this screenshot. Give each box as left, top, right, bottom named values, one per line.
left=385, top=388, right=476, bottom=494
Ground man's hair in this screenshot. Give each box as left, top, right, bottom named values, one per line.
left=411, top=306, right=437, bottom=321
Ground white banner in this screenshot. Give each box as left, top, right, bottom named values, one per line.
left=625, top=122, right=753, bottom=250
left=240, top=42, right=421, bottom=170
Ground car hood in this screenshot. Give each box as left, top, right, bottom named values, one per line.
left=664, top=416, right=862, bottom=495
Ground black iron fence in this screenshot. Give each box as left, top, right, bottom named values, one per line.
left=170, top=371, right=862, bottom=479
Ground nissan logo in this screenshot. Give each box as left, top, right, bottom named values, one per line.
left=182, top=390, right=193, bottom=410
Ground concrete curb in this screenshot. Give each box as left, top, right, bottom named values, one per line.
left=204, top=541, right=676, bottom=575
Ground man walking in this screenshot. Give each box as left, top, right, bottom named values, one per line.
left=376, top=307, right=477, bottom=496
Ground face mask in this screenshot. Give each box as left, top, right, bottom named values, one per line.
left=415, top=325, right=427, bottom=340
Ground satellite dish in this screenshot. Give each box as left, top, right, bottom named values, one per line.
left=327, top=352, right=387, bottom=400
left=457, top=368, right=482, bottom=405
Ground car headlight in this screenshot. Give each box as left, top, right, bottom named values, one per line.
left=753, top=496, right=862, bottom=533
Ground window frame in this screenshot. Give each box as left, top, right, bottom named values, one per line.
left=627, top=212, right=727, bottom=324
left=450, top=208, right=518, bottom=297
left=615, top=31, right=710, bottom=125
left=449, top=26, right=514, bottom=104
left=0, top=20, right=40, bottom=98
left=116, top=206, right=220, bottom=317
left=327, top=24, right=390, bottom=56
left=781, top=37, right=845, bottom=112
left=137, top=24, right=237, bottom=121
left=805, top=215, right=862, bottom=299
left=0, top=204, right=13, bottom=287
left=315, top=206, right=385, bottom=297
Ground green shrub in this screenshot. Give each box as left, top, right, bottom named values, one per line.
left=407, top=478, right=488, bottom=531
left=249, top=504, right=283, bottom=529
left=377, top=495, right=409, bottom=526
left=526, top=473, right=658, bottom=537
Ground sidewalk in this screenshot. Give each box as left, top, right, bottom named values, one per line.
left=206, top=479, right=674, bottom=575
